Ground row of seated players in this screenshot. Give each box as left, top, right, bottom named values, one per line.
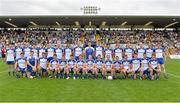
left=12, top=51, right=162, bottom=80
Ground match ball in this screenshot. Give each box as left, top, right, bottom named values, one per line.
left=108, top=76, right=113, bottom=80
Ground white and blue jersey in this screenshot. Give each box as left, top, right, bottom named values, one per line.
left=39, top=48, right=46, bottom=58
left=24, top=47, right=32, bottom=58
left=124, top=48, right=134, bottom=60
left=16, top=57, right=26, bottom=69
left=141, top=58, right=149, bottom=71
left=104, top=49, right=113, bottom=61
left=86, top=59, right=94, bottom=69
left=105, top=60, right=112, bottom=70
left=68, top=59, right=76, bottom=68
left=146, top=48, right=154, bottom=59
left=131, top=58, right=141, bottom=72
left=95, top=46, right=104, bottom=58
left=47, top=48, right=55, bottom=58
left=149, top=59, right=159, bottom=69
left=76, top=60, right=85, bottom=69
left=137, top=48, right=146, bottom=59
left=6, top=48, right=15, bottom=64
left=64, top=48, right=73, bottom=60
left=95, top=59, right=104, bottom=69
left=32, top=48, right=39, bottom=59
left=50, top=59, right=59, bottom=70
left=155, top=48, right=164, bottom=64
left=85, top=47, right=94, bottom=59
left=39, top=57, right=48, bottom=69
left=122, top=60, right=131, bottom=70
left=74, top=46, right=83, bottom=60
left=55, top=48, right=64, bottom=60
left=15, top=47, right=23, bottom=59
left=113, top=60, right=122, bottom=69
left=59, top=60, right=67, bottom=69
left=114, top=48, right=123, bottom=60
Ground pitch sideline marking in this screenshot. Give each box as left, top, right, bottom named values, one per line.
left=167, top=72, right=180, bottom=78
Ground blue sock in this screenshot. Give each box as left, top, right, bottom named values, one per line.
left=156, top=75, right=159, bottom=80
left=130, top=75, right=133, bottom=80
left=82, top=74, right=84, bottom=78
left=8, top=68, right=10, bottom=76
left=87, top=74, right=89, bottom=79
left=92, top=74, right=95, bottom=79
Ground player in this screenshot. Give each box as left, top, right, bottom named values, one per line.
left=15, top=43, right=23, bottom=60
left=146, top=44, right=154, bottom=59
left=26, top=51, right=37, bottom=78
left=66, top=55, right=76, bottom=79
left=84, top=55, right=95, bottom=79
left=55, top=44, right=64, bottom=60
left=149, top=53, right=161, bottom=80
left=74, top=41, right=83, bottom=61
left=154, top=44, right=167, bottom=79
left=131, top=53, right=141, bottom=79
left=6, top=44, right=15, bottom=76
left=94, top=54, right=104, bottom=78
left=121, top=55, right=132, bottom=79
left=38, top=52, right=48, bottom=77
left=48, top=54, right=59, bottom=78
left=24, top=43, right=31, bottom=58
left=103, top=55, right=113, bottom=79
left=137, top=43, right=146, bottom=60
left=38, top=45, right=46, bottom=58
left=140, top=53, right=149, bottom=80
left=58, top=55, right=67, bottom=78
left=15, top=52, right=27, bottom=78
left=76, top=54, right=85, bottom=79
left=64, top=43, right=73, bottom=60
left=124, top=43, right=134, bottom=60
left=32, top=45, right=39, bottom=59
left=112, top=56, right=122, bottom=78
left=47, top=44, right=55, bottom=62
left=85, top=42, right=94, bottom=59
left=114, top=42, right=123, bottom=60
left=104, top=44, right=113, bottom=61
left=95, top=41, right=104, bottom=59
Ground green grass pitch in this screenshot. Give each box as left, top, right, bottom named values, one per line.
left=0, top=59, right=180, bottom=102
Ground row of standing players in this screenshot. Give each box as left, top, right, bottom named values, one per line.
left=5, top=42, right=167, bottom=80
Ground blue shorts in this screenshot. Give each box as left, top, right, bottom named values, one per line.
left=6, top=61, right=15, bottom=65
left=27, top=67, right=32, bottom=72
left=42, top=68, right=47, bottom=72
left=134, top=69, right=140, bottom=74
left=153, top=68, right=158, bottom=75
left=143, top=69, right=149, bottom=75
left=157, top=58, right=164, bottom=64
left=19, top=68, right=26, bottom=74
left=47, top=57, right=53, bottom=62
left=75, top=56, right=79, bottom=61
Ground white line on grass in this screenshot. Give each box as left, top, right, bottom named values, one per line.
left=0, top=70, right=8, bottom=74
left=167, top=72, right=180, bottom=78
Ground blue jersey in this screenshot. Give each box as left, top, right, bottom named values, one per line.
left=95, top=59, right=104, bottom=68
left=64, top=48, right=73, bottom=60
left=149, top=59, right=159, bottom=69
left=85, top=47, right=94, bottom=59
left=39, top=57, right=48, bottom=69
left=76, top=60, right=85, bottom=68
left=55, top=48, right=64, bottom=59
left=104, top=49, right=113, bottom=60
left=16, top=57, right=26, bottom=68
left=74, top=46, right=83, bottom=57
left=24, top=47, right=32, bottom=57
left=124, top=48, right=134, bottom=60
left=154, top=48, right=164, bottom=59
left=131, top=58, right=141, bottom=71
left=104, top=60, right=112, bottom=69
left=141, top=58, right=149, bottom=70
left=68, top=59, right=76, bottom=68
left=32, top=48, right=39, bottom=59
left=95, top=46, right=104, bottom=58
left=59, top=59, right=67, bottom=68
left=114, top=48, right=123, bottom=60
left=26, top=56, right=36, bottom=67
left=122, top=60, right=131, bottom=70
left=15, top=47, right=23, bottom=59
left=113, top=61, right=122, bottom=69
left=137, top=48, right=146, bottom=59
